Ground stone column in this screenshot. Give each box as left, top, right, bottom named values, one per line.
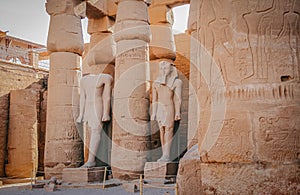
left=111, top=0, right=151, bottom=180
left=44, top=0, right=84, bottom=179
left=178, top=0, right=300, bottom=194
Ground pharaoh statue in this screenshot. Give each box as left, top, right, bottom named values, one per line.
left=76, top=73, right=113, bottom=168
left=151, top=60, right=183, bottom=162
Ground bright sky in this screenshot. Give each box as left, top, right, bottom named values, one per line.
left=0, top=1, right=189, bottom=46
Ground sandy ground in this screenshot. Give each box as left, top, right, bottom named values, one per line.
left=0, top=184, right=176, bottom=195
left=0, top=187, right=175, bottom=195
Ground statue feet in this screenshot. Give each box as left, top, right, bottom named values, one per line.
left=157, top=156, right=170, bottom=162
left=80, top=161, right=96, bottom=168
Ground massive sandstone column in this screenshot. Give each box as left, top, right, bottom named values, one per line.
left=111, top=0, right=152, bottom=180
left=178, top=0, right=300, bottom=194
left=44, top=0, right=84, bottom=179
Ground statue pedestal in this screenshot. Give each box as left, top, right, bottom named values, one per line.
left=144, top=162, right=178, bottom=183
left=62, top=167, right=105, bottom=183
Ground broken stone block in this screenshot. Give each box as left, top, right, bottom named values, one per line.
left=88, top=17, right=115, bottom=34
left=47, top=14, right=84, bottom=55
left=62, top=167, right=105, bottom=183
left=144, top=162, right=178, bottom=180
left=150, top=24, right=176, bottom=60
left=149, top=5, right=174, bottom=25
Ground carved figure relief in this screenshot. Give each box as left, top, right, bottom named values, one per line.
left=209, top=0, right=237, bottom=84
left=242, top=0, right=277, bottom=82
left=278, top=0, right=300, bottom=81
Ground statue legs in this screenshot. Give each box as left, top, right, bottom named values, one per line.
left=157, top=126, right=173, bottom=162
left=81, top=126, right=101, bottom=168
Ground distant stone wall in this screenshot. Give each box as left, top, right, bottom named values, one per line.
left=0, top=60, right=48, bottom=177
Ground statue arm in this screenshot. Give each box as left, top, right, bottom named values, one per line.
left=76, top=79, right=86, bottom=123
left=102, top=76, right=113, bottom=122
left=151, top=83, right=158, bottom=121
left=174, top=79, right=182, bottom=121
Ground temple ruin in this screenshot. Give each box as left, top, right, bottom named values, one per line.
left=0, top=0, right=299, bottom=194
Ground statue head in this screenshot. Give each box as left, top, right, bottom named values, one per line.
left=156, top=60, right=178, bottom=88
left=159, top=60, right=173, bottom=80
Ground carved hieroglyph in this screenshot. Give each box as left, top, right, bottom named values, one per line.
left=179, top=0, right=300, bottom=193
left=44, top=0, right=84, bottom=179
left=111, top=0, right=152, bottom=180
left=76, top=74, right=113, bottom=168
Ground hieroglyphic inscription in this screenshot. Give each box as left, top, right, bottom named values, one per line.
left=203, top=112, right=253, bottom=163
left=255, top=108, right=300, bottom=162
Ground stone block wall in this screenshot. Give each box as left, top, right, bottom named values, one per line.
left=6, top=89, right=39, bottom=178
left=0, top=60, right=48, bottom=177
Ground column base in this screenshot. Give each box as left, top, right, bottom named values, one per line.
left=62, top=167, right=106, bottom=183
left=144, top=162, right=178, bottom=183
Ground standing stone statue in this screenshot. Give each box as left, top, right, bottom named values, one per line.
left=151, top=60, right=182, bottom=162
left=76, top=74, right=113, bottom=168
